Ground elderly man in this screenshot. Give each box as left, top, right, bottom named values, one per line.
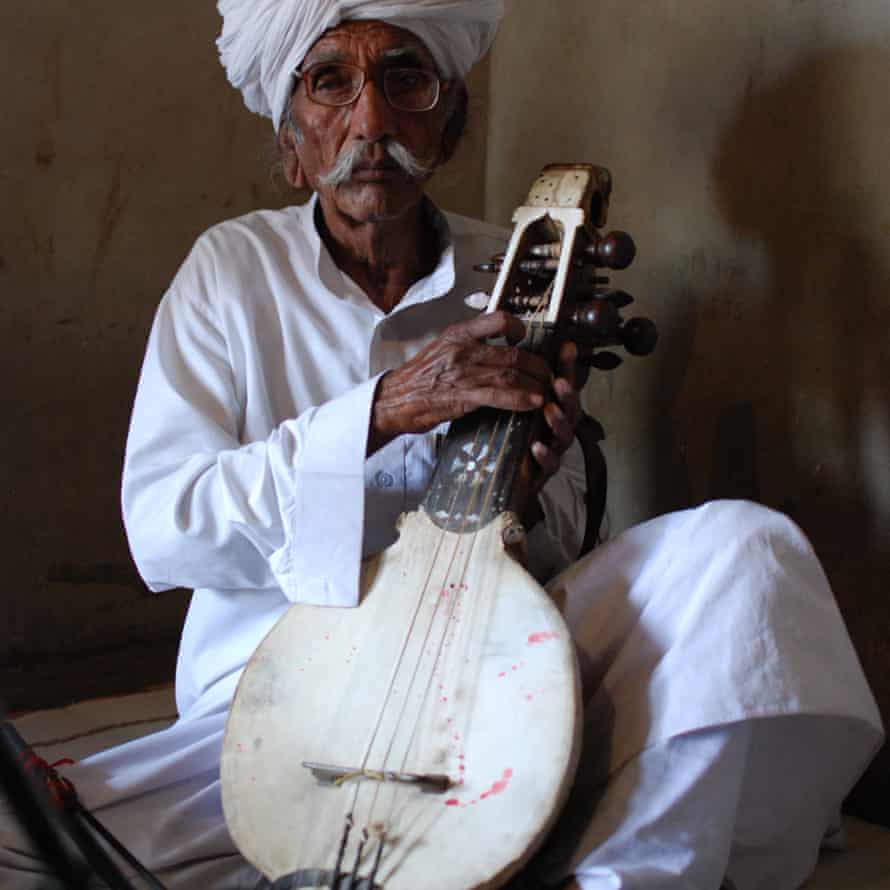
left=1, top=1, right=882, bottom=888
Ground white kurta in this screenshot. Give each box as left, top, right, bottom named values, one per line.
left=121, top=195, right=586, bottom=724
left=1, top=198, right=883, bottom=890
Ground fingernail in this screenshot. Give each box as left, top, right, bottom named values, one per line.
left=464, top=291, right=490, bottom=311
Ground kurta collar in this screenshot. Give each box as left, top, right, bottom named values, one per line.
left=295, top=193, right=457, bottom=316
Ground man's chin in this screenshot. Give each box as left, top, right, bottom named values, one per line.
left=328, top=178, right=426, bottom=223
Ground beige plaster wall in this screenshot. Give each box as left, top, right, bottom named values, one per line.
left=1, top=3, right=487, bottom=712
left=486, top=0, right=889, bottom=821
left=1, top=1, right=281, bottom=711
left=4, top=0, right=887, bottom=825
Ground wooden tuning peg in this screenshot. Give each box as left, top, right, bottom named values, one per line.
left=572, top=299, right=620, bottom=332
left=474, top=252, right=507, bottom=274
left=620, top=317, right=658, bottom=356
left=598, top=289, right=634, bottom=309
left=582, top=351, right=623, bottom=371
left=590, top=231, right=636, bottom=270
left=529, top=232, right=636, bottom=270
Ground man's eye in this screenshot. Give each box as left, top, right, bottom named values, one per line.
left=312, top=67, right=352, bottom=93
left=390, top=70, right=425, bottom=90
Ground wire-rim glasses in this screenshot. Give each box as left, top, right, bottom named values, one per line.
left=295, top=62, right=442, bottom=113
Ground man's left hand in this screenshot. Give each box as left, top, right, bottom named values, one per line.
left=523, top=340, right=587, bottom=527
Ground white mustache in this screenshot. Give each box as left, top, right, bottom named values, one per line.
left=319, top=140, right=432, bottom=187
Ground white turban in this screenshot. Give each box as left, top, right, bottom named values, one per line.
left=217, top=0, right=504, bottom=131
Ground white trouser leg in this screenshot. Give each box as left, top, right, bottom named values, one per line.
left=527, top=713, right=877, bottom=890
left=528, top=501, right=883, bottom=890
left=527, top=721, right=752, bottom=889
left=0, top=724, right=260, bottom=890
left=725, top=714, right=878, bottom=890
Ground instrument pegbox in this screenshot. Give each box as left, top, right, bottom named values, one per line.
left=474, top=164, right=656, bottom=370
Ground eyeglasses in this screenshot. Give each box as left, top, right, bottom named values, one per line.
left=295, top=62, right=442, bottom=112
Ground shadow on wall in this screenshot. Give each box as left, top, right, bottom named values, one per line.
left=710, top=47, right=890, bottom=826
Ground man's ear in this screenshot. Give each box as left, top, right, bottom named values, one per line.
left=439, top=81, right=469, bottom=166
left=279, top=127, right=309, bottom=190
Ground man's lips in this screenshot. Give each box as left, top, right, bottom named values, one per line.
left=351, top=163, right=404, bottom=182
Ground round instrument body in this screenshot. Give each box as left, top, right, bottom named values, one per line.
left=222, top=510, right=581, bottom=889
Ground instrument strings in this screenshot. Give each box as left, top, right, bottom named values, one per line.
left=298, top=417, right=497, bottom=885
left=380, top=293, right=554, bottom=809
left=306, top=274, right=556, bottom=887
left=364, top=413, right=506, bottom=820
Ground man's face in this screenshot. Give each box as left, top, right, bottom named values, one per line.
left=285, top=20, right=451, bottom=225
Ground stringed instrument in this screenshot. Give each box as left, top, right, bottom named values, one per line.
left=221, top=164, right=656, bottom=890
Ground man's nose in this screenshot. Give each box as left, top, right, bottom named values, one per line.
left=348, top=76, right=397, bottom=143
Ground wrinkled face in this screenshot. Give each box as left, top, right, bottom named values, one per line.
left=284, top=20, right=452, bottom=225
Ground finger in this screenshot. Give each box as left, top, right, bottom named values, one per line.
left=458, top=310, right=528, bottom=345
left=446, top=313, right=553, bottom=383
left=552, top=377, right=581, bottom=428
left=424, top=342, right=552, bottom=395
left=531, top=441, right=560, bottom=479
left=451, top=384, right=546, bottom=417
left=542, top=401, right=574, bottom=453
left=558, top=340, right=583, bottom=390
left=376, top=382, right=546, bottom=436
left=558, top=340, right=578, bottom=376
left=453, top=364, right=551, bottom=403
left=560, top=339, right=593, bottom=391
left=471, top=341, right=553, bottom=385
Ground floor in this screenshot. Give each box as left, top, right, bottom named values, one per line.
left=10, top=690, right=890, bottom=889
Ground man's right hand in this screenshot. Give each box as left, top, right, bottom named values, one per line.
left=367, top=310, right=553, bottom=455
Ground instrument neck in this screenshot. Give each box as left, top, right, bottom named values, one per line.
left=421, top=408, right=538, bottom=534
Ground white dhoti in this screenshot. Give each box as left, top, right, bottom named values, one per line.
left=2, top=500, right=882, bottom=889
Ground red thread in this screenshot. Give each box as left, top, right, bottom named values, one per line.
left=21, top=749, right=77, bottom=810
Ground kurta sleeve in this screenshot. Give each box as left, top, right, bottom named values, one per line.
left=121, top=239, right=375, bottom=608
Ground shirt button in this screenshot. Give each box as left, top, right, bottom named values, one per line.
left=375, top=471, right=395, bottom=489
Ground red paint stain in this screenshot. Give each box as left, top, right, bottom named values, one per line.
left=441, top=697, right=448, bottom=703
left=525, top=694, right=534, bottom=701
left=479, top=768, right=514, bottom=800
left=449, top=768, right=514, bottom=808
left=528, top=631, right=559, bottom=645
left=498, top=671, right=506, bottom=678
left=324, top=633, right=331, bottom=641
